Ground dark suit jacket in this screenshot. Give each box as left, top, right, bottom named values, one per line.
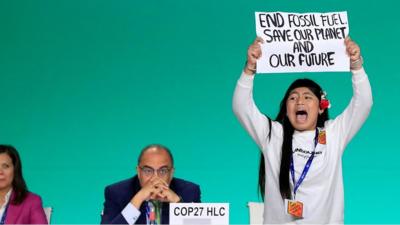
left=100, top=176, right=201, bottom=224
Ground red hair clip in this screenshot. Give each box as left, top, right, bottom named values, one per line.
left=320, top=91, right=331, bottom=110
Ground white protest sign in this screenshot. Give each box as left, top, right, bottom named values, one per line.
left=255, top=11, right=349, bottom=73
left=169, top=203, right=229, bottom=225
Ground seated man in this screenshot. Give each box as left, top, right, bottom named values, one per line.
left=101, top=144, right=201, bottom=224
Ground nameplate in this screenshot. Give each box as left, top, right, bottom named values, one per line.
left=169, top=203, right=229, bottom=225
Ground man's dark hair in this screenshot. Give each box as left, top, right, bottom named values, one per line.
left=137, top=144, right=174, bottom=166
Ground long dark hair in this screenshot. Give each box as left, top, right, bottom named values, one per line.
left=0, top=145, right=28, bottom=204
left=258, top=79, right=329, bottom=199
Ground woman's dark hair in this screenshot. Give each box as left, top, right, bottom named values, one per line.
left=258, top=79, right=329, bottom=200
left=0, top=145, right=28, bottom=204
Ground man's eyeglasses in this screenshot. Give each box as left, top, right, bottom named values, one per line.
left=139, top=166, right=172, bottom=177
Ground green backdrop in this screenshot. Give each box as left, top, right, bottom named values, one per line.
left=0, top=0, right=398, bottom=223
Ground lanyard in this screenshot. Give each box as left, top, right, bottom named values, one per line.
left=0, top=203, right=9, bottom=225
left=145, top=200, right=161, bottom=225
left=290, top=129, right=319, bottom=199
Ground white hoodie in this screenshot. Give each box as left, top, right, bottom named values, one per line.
left=233, top=68, right=372, bottom=224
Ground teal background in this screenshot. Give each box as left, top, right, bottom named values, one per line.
left=0, top=0, right=398, bottom=223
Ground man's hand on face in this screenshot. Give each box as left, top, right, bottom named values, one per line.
left=131, top=176, right=163, bottom=208
left=150, top=178, right=181, bottom=203
left=131, top=176, right=179, bottom=209
left=155, top=184, right=181, bottom=203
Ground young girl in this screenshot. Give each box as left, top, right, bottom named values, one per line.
left=233, top=37, right=372, bottom=223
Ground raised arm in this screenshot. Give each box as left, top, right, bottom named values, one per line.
left=233, top=37, right=273, bottom=149
left=328, top=37, right=373, bottom=150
